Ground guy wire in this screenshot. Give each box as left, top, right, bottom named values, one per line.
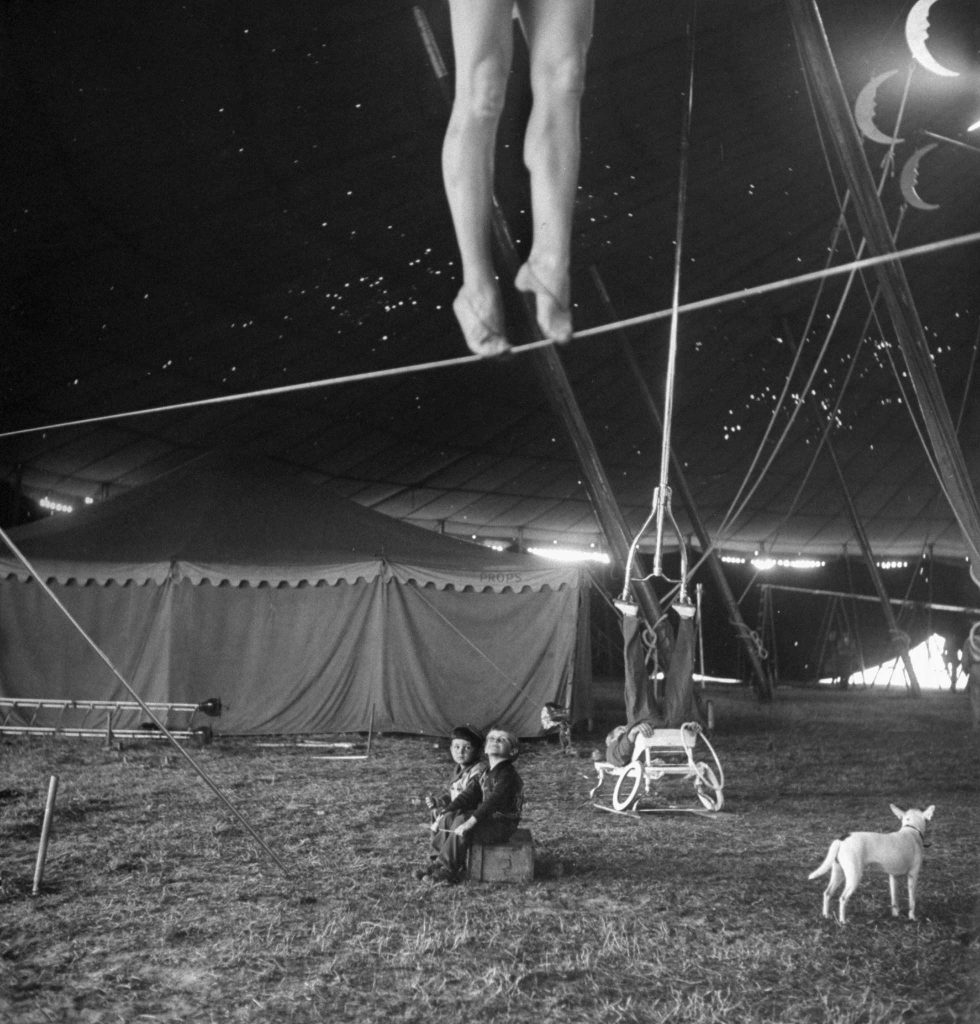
left=0, top=525, right=292, bottom=878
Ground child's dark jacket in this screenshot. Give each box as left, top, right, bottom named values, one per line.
left=446, top=759, right=523, bottom=825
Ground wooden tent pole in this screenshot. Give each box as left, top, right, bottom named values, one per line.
left=787, top=0, right=980, bottom=592
left=590, top=266, right=773, bottom=700
left=413, top=6, right=674, bottom=659
left=494, top=207, right=672, bottom=655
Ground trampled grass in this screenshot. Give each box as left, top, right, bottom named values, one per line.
left=1, top=685, right=978, bottom=1023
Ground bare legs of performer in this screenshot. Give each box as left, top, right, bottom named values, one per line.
left=443, top=0, right=594, bottom=355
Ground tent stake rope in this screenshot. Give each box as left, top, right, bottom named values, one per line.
left=2, top=230, right=978, bottom=444
left=0, top=524, right=292, bottom=878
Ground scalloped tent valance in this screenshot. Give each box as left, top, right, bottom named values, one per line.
left=0, top=454, right=582, bottom=593
left=0, top=454, right=589, bottom=736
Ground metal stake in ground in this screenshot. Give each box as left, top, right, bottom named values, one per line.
left=32, top=775, right=59, bottom=897
left=0, top=525, right=291, bottom=878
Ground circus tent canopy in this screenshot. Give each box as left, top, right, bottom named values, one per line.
left=2, top=0, right=979, bottom=571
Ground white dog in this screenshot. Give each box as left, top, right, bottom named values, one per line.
left=808, top=804, right=935, bottom=924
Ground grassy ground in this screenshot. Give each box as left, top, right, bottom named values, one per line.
left=1, top=685, right=979, bottom=1023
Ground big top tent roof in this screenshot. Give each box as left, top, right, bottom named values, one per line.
left=0, top=453, right=583, bottom=591
left=2, top=0, right=979, bottom=568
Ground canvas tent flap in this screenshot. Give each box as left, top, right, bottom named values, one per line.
left=168, top=577, right=387, bottom=734
left=375, top=579, right=580, bottom=737
left=0, top=578, right=175, bottom=709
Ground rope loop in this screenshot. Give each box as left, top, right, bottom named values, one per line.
left=732, top=618, right=768, bottom=661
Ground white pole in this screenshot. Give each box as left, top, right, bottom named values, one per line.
left=32, top=775, right=59, bottom=897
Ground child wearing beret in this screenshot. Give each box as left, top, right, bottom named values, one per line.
left=424, top=724, right=487, bottom=819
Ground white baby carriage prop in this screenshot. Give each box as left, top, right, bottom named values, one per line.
left=590, top=721, right=725, bottom=813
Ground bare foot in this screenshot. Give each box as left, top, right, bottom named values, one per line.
left=452, top=288, right=511, bottom=357
left=515, top=261, right=572, bottom=343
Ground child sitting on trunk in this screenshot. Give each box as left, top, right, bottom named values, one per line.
left=417, top=728, right=523, bottom=884
left=424, top=724, right=487, bottom=819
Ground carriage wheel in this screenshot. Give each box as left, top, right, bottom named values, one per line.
left=612, top=762, right=644, bottom=811
left=694, top=761, right=724, bottom=811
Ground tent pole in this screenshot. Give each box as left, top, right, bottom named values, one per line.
left=764, top=582, right=980, bottom=617
left=824, top=432, right=921, bottom=694
left=590, top=266, right=772, bottom=700
left=760, top=585, right=780, bottom=684
left=843, top=551, right=869, bottom=683
left=812, top=595, right=834, bottom=684
left=526, top=338, right=671, bottom=646
left=412, top=5, right=673, bottom=661
left=786, top=327, right=922, bottom=694
left=787, top=0, right=980, bottom=592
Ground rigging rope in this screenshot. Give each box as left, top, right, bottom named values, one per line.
left=758, top=210, right=905, bottom=555
left=714, top=198, right=859, bottom=545
left=731, top=618, right=768, bottom=662
left=955, top=318, right=980, bottom=434
left=697, top=63, right=943, bottom=568
left=714, top=236, right=873, bottom=546
left=801, top=62, right=945, bottom=491
left=652, top=2, right=697, bottom=581
left=792, top=62, right=966, bottom=568
left=2, top=230, right=978, bottom=443
left=716, top=63, right=914, bottom=549
left=0, top=524, right=292, bottom=878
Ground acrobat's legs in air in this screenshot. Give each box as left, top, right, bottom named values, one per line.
left=443, top=0, right=594, bottom=355
left=443, top=0, right=515, bottom=357
left=515, top=0, right=593, bottom=344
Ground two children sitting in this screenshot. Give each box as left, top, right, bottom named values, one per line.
left=417, top=724, right=523, bottom=885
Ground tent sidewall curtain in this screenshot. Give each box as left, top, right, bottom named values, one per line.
left=0, top=574, right=584, bottom=737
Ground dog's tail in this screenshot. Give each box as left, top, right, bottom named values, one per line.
left=808, top=838, right=842, bottom=880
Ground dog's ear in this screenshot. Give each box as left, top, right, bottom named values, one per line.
left=923, top=805, right=935, bottom=821
left=890, top=804, right=904, bottom=819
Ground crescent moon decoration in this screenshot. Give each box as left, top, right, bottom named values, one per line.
left=905, top=0, right=960, bottom=78
left=854, top=70, right=904, bottom=146
left=900, top=144, right=941, bottom=211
